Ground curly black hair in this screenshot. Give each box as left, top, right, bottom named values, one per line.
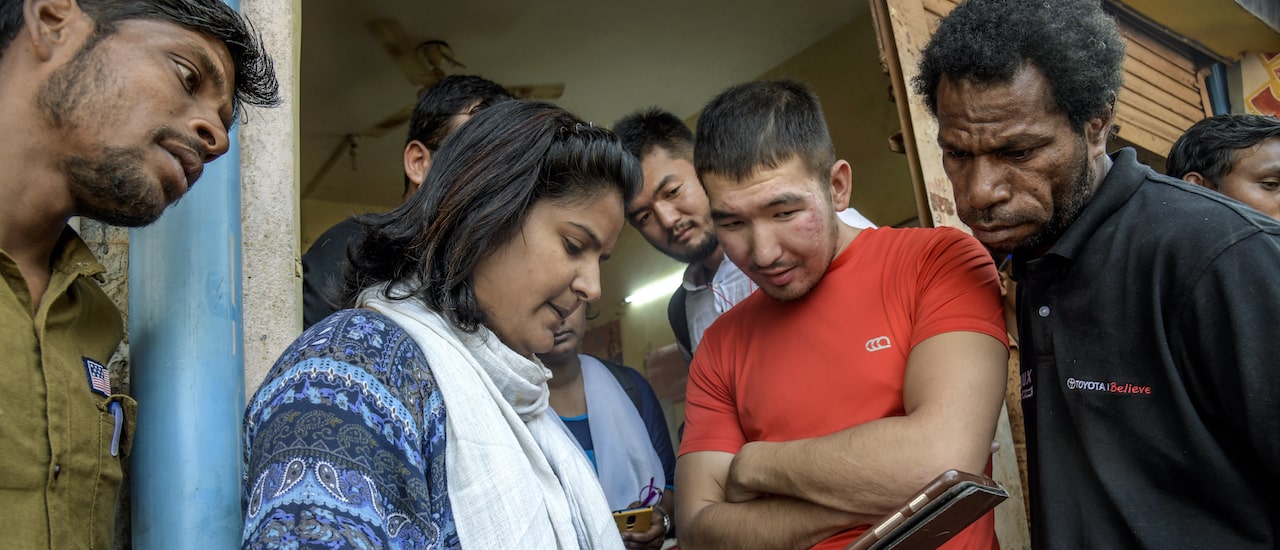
left=1167, top=114, right=1280, bottom=185
left=913, top=0, right=1125, bottom=132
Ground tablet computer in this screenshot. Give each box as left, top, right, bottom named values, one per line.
left=845, top=470, right=1007, bottom=550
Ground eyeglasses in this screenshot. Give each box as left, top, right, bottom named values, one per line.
left=638, top=477, right=662, bottom=507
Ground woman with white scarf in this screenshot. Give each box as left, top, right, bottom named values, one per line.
left=538, top=306, right=676, bottom=550
left=243, top=101, right=640, bottom=549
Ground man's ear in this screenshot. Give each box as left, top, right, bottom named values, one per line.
left=1084, top=103, right=1115, bottom=159
left=25, top=0, right=82, bottom=61
left=828, top=160, right=853, bottom=212
left=1181, top=171, right=1216, bottom=190
left=403, top=140, right=432, bottom=197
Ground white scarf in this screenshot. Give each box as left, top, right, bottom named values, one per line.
left=361, top=288, right=622, bottom=550
left=577, top=355, right=666, bottom=510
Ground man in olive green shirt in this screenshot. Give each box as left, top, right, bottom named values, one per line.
left=1, top=229, right=129, bottom=548
left=0, top=0, right=279, bottom=547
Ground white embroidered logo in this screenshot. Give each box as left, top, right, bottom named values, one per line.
left=865, top=336, right=892, bottom=352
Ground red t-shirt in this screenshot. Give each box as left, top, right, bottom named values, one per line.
left=681, top=227, right=1007, bottom=550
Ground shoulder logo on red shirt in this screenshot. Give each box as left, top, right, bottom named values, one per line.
left=865, top=336, right=892, bottom=352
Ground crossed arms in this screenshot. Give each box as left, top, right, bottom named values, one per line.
left=675, top=331, right=1008, bottom=549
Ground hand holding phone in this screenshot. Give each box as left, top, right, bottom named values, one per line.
left=612, top=505, right=654, bottom=533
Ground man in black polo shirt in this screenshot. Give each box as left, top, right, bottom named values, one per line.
left=914, top=0, right=1280, bottom=547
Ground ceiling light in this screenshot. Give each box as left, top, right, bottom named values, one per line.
left=623, top=270, right=685, bottom=306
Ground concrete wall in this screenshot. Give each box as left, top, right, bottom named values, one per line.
left=241, top=0, right=302, bottom=395
left=599, top=226, right=685, bottom=374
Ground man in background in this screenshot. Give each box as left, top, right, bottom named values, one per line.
left=0, top=0, right=279, bottom=546
left=675, top=79, right=1006, bottom=550
left=537, top=304, right=676, bottom=550
left=1167, top=113, right=1280, bottom=221
left=302, top=75, right=513, bottom=327
left=613, top=108, right=874, bottom=363
left=915, top=0, right=1280, bottom=546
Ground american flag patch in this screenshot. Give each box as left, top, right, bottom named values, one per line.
left=83, top=357, right=111, bottom=397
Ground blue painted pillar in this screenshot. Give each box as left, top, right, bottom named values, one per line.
left=128, top=62, right=246, bottom=550
left=1207, top=63, right=1232, bottom=116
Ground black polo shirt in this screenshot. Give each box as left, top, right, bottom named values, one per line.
left=1013, top=148, right=1280, bottom=548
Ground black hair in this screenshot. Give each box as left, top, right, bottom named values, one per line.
left=401, top=74, right=514, bottom=194
left=612, top=107, right=695, bottom=162
left=341, top=100, right=642, bottom=332
left=0, top=1, right=18, bottom=54
left=694, top=79, right=835, bottom=184
left=1, top=0, right=279, bottom=117
left=913, top=0, right=1124, bottom=133
left=407, top=74, right=515, bottom=149
left=1167, top=114, right=1280, bottom=186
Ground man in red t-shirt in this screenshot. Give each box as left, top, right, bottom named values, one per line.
left=675, top=79, right=1009, bottom=550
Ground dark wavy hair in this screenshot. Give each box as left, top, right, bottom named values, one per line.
left=402, top=74, right=514, bottom=194
left=1167, top=114, right=1280, bottom=186
left=407, top=75, right=513, bottom=149
left=341, top=100, right=642, bottom=332
left=612, top=107, right=695, bottom=162
left=695, top=79, right=836, bottom=184
left=1, top=0, right=279, bottom=117
left=913, top=0, right=1124, bottom=133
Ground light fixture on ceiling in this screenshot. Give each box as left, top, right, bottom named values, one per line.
left=623, top=270, right=685, bottom=306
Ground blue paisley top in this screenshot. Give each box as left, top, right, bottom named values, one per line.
left=242, top=309, right=458, bottom=549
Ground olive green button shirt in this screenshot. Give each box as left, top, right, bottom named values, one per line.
left=0, top=228, right=133, bottom=550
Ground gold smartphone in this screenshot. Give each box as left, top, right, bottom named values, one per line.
left=611, top=506, right=654, bottom=533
